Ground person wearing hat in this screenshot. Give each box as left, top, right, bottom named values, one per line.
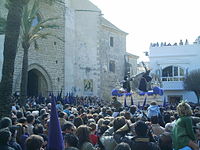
left=0, top=128, right=15, bottom=150
left=147, top=102, right=160, bottom=119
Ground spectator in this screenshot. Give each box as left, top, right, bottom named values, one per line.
left=114, top=142, right=131, bottom=150
left=147, top=102, right=160, bottom=119
left=74, top=117, right=83, bottom=128
left=100, top=116, right=126, bottom=150
left=172, top=102, right=199, bottom=150
left=150, top=116, right=165, bottom=136
left=26, top=115, right=35, bottom=135
left=88, top=123, right=98, bottom=146
left=62, top=122, right=76, bottom=136
left=33, top=124, right=48, bottom=148
left=131, top=121, right=160, bottom=150
left=129, top=105, right=138, bottom=117
left=64, top=133, right=79, bottom=149
left=9, top=126, right=22, bottom=150
left=25, top=135, right=44, bottom=150
left=0, top=117, right=12, bottom=129
left=59, top=112, right=67, bottom=128
left=0, top=128, right=14, bottom=150
left=56, top=101, right=63, bottom=111
left=15, top=124, right=28, bottom=150
left=114, top=121, right=160, bottom=150
left=158, top=132, right=173, bottom=150
left=76, top=125, right=96, bottom=150
left=99, top=107, right=107, bottom=117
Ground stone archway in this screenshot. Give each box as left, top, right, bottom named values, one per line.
left=27, top=64, right=52, bottom=97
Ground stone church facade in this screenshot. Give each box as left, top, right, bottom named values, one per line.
left=0, top=0, right=138, bottom=100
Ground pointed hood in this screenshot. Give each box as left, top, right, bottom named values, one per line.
left=130, top=96, right=134, bottom=105
left=124, top=95, right=128, bottom=107
left=47, top=97, right=64, bottom=150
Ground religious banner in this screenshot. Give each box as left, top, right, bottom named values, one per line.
left=84, top=79, right=93, bottom=92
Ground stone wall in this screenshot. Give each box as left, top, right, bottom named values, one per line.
left=99, top=18, right=127, bottom=100
left=64, top=0, right=101, bottom=97
left=0, top=0, right=8, bottom=81
left=13, top=1, right=66, bottom=96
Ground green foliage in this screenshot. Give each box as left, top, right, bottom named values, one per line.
left=21, top=0, right=60, bottom=49
left=184, top=69, right=200, bottom=91
left=184, top=69, right=200, bottom=103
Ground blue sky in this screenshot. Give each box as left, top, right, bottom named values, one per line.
left=90, top=0, right=200, bottom=61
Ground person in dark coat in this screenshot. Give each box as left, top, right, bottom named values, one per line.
left=114, top=121, right=160, bottom=150
left=9, top=126, right=22, bottom=150
left=0, top=128, right=15, bottom=150
left=131, top=121, right=159, bottom=150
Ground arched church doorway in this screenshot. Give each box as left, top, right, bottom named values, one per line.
left=27, top=69, right=48, bottom=97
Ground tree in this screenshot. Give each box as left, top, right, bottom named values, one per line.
left=0, top=17, right=6, bottom=34
left=0, top=0, right=29, bottom=118
left=0, top=0, right=58, bottom=118
left=19, top=0, right=59, bottom=106
left=184, top=69, right=200, bottom=104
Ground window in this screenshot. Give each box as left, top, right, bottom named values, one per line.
left=32, top=14, right=42, bottom=26
left=125, top=63, right=131, bottom=75
left=174, top=66, right=178, bottom=76
left=162, top=66, right=172, bottom=77
left=110, top=37, right=114, bottom=47
left=109, top=60, right=115, bottom=73
left=179, top=68, right=184, bottom=76
left=162, top=66, right=185, bottom=81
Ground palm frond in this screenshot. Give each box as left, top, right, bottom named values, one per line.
left=20, top=0, right=60, bottom=50
left=37, top=17, right=59, bottom=25
left=50, top=34, right=65, bottom=42
left=42, top=34, right=65, bottom=42
left=30, top=18, right=59, bottom=36
left=30, top=32, right=51, bottom=41
left=21, top=0, right=40, bottom=35
left=29, top=0, right=39, bottom=20
left=22, top=3, right=31, bottom=35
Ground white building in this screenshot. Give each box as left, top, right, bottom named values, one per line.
left=149, top=38, right=200, bottom=103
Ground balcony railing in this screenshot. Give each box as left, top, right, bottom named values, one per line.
left=162, top=80, right=184, bottom=90
left=162, top=77, right=185, bottom=81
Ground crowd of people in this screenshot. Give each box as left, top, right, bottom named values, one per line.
left=0, top=95, right=200, bottom=150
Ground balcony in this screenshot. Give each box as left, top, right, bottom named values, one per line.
left=161, top=77, right=184, bottom=90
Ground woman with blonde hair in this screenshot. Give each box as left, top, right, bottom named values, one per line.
left=172, top=101, right=199, bottom=150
